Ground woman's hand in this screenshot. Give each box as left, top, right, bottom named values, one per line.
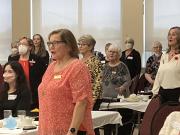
left=115, top=86, right=125, bottom=95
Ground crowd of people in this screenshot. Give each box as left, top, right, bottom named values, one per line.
left=0, top=26, right=180, bottom=135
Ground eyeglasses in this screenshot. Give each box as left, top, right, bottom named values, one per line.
left=77, top=43, right=89, bottom=47
left=47, top=41, right=65, bottom=47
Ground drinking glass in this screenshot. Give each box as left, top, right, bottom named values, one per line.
left=17, top=110, right=26, bottom=128
left=17, top=110, right=26, bottom=119
left=3, top=110, right=17, bottom=129
left=3, top=110, right=12, bottom=119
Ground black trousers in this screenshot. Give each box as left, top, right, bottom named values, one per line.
left=159, top=86, right=180, bottom=104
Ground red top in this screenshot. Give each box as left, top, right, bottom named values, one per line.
left=19, top=60, right=29, bottom=81
left=38, top=59, right=95, bottom=135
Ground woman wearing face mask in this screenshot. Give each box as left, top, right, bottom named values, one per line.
left=0, top=61, right=31, bottom=119
left=120, top=37, right=141, bottom=93
left=8, top=41, right=19, bottom=61
left=144, top=41, right=163, bottom=90
left=8, top=37, right=45, bottom=109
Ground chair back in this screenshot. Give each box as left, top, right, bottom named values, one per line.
left=129, top=74, right=140, bottom=94
left=151, top=101, right=180, bottom=135
left=134, top=73, right=148, bottom=94
left=139, top=96, right=161, bottom=135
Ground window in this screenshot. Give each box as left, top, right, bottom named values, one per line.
left=144, top=0, right=180, bottom=65
left=0, top=0, right=12, bottom=64
left=32, top=0, right=121, bottom=54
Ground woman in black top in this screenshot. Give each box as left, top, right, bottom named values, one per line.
left=120, top=37, right=141, bottom=93
left=32, top=34, right=49, bottom=68
left=0, top=61, right=31, bottom=119
left=9, top=37, right=45, bottom=109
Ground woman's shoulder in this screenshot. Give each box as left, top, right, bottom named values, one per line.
left=70, top=59, right=87, bottom=69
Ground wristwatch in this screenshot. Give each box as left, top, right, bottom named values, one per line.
left=69, top=128, right=76, bottom=134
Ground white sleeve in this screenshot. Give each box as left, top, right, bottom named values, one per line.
left=152, top=71, right=160, bottom=95
left=152, top=54, right=165, bottom=95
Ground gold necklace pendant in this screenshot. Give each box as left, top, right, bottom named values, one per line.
left=54, top=74, right=62, bottom=79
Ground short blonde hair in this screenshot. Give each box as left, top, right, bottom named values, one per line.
left=108, top=44, right=122, bottom=58
left=78, top=34, right=96, bottom=52
left=105, top=43, right=112, bottom=52
left=152, top=41, right=162, bottom=48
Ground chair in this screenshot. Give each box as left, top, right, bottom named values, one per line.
left=129, top=74, right=140, bottom=94
left=135, top=73, right=149, bottom=94
left=151, top=101, right=180, bottom=135
left=139, top=95, right=161, bottom=135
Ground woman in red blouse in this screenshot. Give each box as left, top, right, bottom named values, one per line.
left=38, top=29, right=95, bottom=135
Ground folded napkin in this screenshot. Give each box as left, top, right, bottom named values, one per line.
left=124, top=94, right=141, bottom=102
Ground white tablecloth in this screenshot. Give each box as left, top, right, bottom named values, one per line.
left=0, top=128, right=37, bottom=135
left=100, top=99, right=151, bottom=112
left=92, top=111, right=122, bottom=128
left=0, top=111, right=122, bottom=134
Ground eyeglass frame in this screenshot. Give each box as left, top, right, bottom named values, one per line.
left=47, top=40, right=66, bottom=47
left=77, top=43, right=89, bottom=47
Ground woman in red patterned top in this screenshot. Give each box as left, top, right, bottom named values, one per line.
left=38, top=29, right=95, bottom=135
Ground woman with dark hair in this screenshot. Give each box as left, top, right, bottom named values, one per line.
left=0, top=61, right=31, bottom=119
left=9, top=37, right=45, bottom=109
left=32, top=34, right=49, bottom=67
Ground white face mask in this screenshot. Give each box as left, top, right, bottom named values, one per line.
left=125, top=43, right=133, bottom=49
left=18, top=45, right=28, bottom=55
left=11, top=48, right=18, bottom=55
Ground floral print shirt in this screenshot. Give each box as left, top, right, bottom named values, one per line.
left=145, top=54, right=162, bottom=80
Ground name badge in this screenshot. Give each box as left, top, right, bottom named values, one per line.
left=101, top=60, right=105, bottom=64
left=127, top=56, right=133, bottom=60
left=54, top=75, right=62, bottom=79
left=8, top=95, right=17, bottom=100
